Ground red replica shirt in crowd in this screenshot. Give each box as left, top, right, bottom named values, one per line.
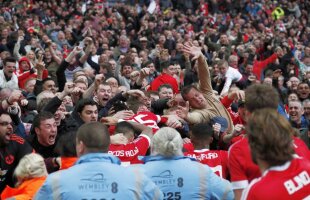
left=125, top=111, right=167, bottom=133
left=229, top=136, right=310, bottom=190
left=108, top=134, right=151, bottom=165
left=241, top=157, right=310, bottom=200
left=149, top=73, right=179, bottom=94
left=184, top=149, right=229, bottom=179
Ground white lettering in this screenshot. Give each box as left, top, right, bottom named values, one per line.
left=284, top=171, right=310, bottom=195
left=108, top=150, right=124, bottom=157
left=186, top=153, right=218, bottom=161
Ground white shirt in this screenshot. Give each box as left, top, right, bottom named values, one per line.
left=220, top=67, right=242, bottom=96
left=0, top=70, right=19, bottom=89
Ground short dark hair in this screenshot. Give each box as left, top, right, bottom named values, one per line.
left=0, top=111, right=10, bottom=118
left=246, top=109, right=294, bottom=166
left=160, top=61, right=170, bottom=70
left=115, top=121, right=134, bottom=136
left=191, top=123, right=213, bottom=141
left=54, top=131, right=77, bottom=157
left=77, top=122, right=110, bottom=153
left=32, top=111, right=54, bottom=130
left=3, top=57, right=16, bottom=66
left=42, top=78, right=55, bottom=85
left=181, top=84, right=200, bottom=101
left=245, top=84, right=279, bottom=113
left=75, top=98, right=98, bottom=114
left=297, top=82, right=310, bottom=88
left=145, top=91, right=159, bottom=97
left=158, top=84, right=173, bottom=92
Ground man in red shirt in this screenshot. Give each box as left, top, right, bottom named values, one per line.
left=241, top=109, right=310, bottom=200
left=108, top=121, right=152, bottom=165
left=150, top=61, right=179, bottom=94
left=184, top=123, right=229, bottom=179
left=229, top=84, right=310, bottom=200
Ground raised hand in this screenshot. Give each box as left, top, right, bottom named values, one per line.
left=213, top=123, right=221, bottom=139
left=35, top=55, right=46, bottom=72
left=73, top=46, right=83, bottom=55
left=8, top=90, right=22, bottom=105
left=113, top=110, right=134, bottom=120
left=95, top=74, right=105, bottom=87
left=166, top=115, right=183, bottom=129
left=139, top=68, right=150, bottom=78
left=176, top=101, right=190, bottom=119
left=126, top=89, right=145, bottom=98
left=182, top=42, right=203, bottom=61
left=63, top=82, right=75, bottom=95
left=233, top=124, right=244, bottom=137
left=228, top=90, right=245, bottom=101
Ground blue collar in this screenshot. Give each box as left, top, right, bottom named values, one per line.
left=76, top=153, right=121, bottom=165
left=141, top=155, right=196, bottom=163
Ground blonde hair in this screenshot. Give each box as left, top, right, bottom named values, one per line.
left=151, top=127, right=183, bottom=157
left=14, top=153, right=48, bottom=186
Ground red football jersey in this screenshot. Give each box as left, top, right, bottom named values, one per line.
left=183, top=143, right=194, bottom=152
left=108, top=135, right=151, bottom=164
left=241, top=157, right=310, bottom=200
left=184, top=149, right=229, bottom=179
left=229, top=136, right=310, bottom=190
left=126, top=111, right=161, bottom=133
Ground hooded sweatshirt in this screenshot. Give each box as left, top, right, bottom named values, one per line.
left=16, top=57, right=48, bottom=89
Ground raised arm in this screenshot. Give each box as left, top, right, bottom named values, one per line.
left=47, top=40, right=62, bottom=65
left=182, top=43, right=213, bottom=95
left=13, top=36, right=23, bottom=60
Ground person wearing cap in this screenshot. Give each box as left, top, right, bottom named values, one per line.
left=134, top=127, right=234, bottom=199
left=35, top=122, right=163, bottom=199
left=241, top=109, right=310, bottom=200
left=183, top=123, right=230, bottom=180
left=139, top=37, right=149, bottom=51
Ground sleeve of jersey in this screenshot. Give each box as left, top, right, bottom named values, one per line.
left=134, top=135, right=151, bottom=155
left=240, top=178, right=260, bottom=200
left=228, top=145, right=249, bottom=190
left=221, top=151, right=230, bottom=179
left=158, top=115, right=167, bottom=124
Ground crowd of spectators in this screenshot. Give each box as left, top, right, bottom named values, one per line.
left=0, top=0, right=309, bottom=199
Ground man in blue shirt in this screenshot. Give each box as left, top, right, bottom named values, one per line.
left=35, top=122, right=162, bottom=200
left=134, top=127, right=234, bottom=200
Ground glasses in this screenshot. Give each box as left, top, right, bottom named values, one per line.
left=0, top=121, right=14, bottom=127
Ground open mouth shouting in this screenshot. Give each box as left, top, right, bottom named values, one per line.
left=48, top=134, right=56, bottom=145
